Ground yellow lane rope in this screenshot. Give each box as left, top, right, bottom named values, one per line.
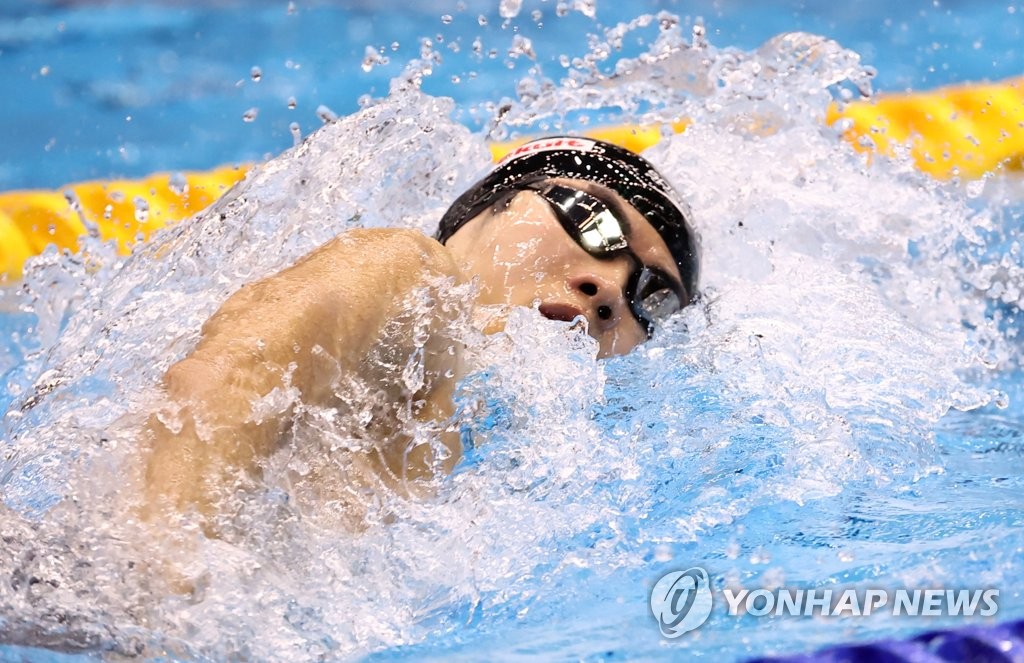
left=3, top=77, right=1022, bottom=282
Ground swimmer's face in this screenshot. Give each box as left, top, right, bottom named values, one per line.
left=443, top=178, right=684, bottom=357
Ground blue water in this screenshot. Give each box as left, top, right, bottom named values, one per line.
left=2, top=0, right=1023, bottom=190
left=2, top=2, right=1024, bottom=662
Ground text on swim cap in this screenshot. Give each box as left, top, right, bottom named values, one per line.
left=500, top=137, right=597, bottom=165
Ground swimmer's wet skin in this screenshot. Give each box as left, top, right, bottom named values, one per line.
left=142, top=137, right=700, bottom=531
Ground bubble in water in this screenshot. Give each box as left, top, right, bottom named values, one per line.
left=391, top=41, right=400, bottom=51
left=316, top=104, right=338, bottom=123
left=289, top=122, right=301, bottom=147
left=39, top=65, right=51, bottom=76
left=287, top=96, right=297, bottom=110
left=478, top=14, right=488, bottom=26
left=441, top=14, right=452, bottom=24
left=555, top=1, right=569, bottom=17
left=286, top=0, right=296, bottom=15
left=250, top=66, right=262, bottom=82
left=242, top=107, right=259, bottom=122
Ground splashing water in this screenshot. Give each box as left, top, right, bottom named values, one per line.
left=1, top=12, right=1023, bottom=662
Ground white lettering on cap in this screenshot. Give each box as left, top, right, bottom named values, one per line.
left=498, top=137, right=597, bottom=165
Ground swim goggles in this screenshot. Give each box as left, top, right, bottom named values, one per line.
left=514, top=181, right=686, bottom=338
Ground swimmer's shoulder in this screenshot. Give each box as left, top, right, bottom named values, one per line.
left=317, top=228, right=463, bottom=282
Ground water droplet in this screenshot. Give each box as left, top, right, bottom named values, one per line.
left=39, top=65, right=50, bottom=76
left=390, top=41, right=400, bottom=51
left=286, top=1, right=296, bottom=15
left=361, top=45, right=389, bottom=72
left=133, top=197, right=150, bottom=224
left=472, top=37, right=483, bottom=57
left=47, top=224, right=56, bottom=236
left=966, top=178, right=985, bottom=199
left=102, top=204, right=113, bottom=221
left=508, top=34, right=535, bottom=60
left=499, top=0, right=522, bottom=19
left=451, top=75, right=461, bottom=84
left=242, top=107, right=259, bottom=122
left=555, top=1, right=569, bottom=17
left=573, top=0, right=596, bottom=18
left=250, top=66, right=262, bottom=82
left=289, top=122, right=301, bottom=147
left=316, top=104, right=338, bottom=124
left=168, top=172, right=188, bottom=195
left=559, top=54, right=570, bottom=67
left=832, top=118, right=854, bottom=133
left=441, top=14, right=453, bottom=24
left=287, top=96, right=297, bottom=109
left=477, top=14, right=488, bottom=26
left=692, top=18, right=707, bottom=49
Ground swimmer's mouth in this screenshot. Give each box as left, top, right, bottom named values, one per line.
left=538, top=302, right=587, bottom=324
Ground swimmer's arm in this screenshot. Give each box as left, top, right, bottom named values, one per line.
left=142, top=228, right=463, bottom=522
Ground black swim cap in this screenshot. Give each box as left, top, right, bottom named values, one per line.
left=436, top=136, right=700, bottom=304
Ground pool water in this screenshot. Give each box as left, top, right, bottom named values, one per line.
left=1, top=2, right=1023, bottom=662
left=4, top=0, right=1024, bottom=190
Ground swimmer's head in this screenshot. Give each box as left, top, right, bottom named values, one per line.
left=437, top=136, right=700, bottom=356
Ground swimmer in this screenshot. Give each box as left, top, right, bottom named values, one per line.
left=141, top=137, right=700, bottom=530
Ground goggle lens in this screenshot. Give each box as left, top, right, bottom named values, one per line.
left=519, top=181, right=685, bottom=338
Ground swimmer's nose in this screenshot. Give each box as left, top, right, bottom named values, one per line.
left=569, top=274, right=627, bottom=329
